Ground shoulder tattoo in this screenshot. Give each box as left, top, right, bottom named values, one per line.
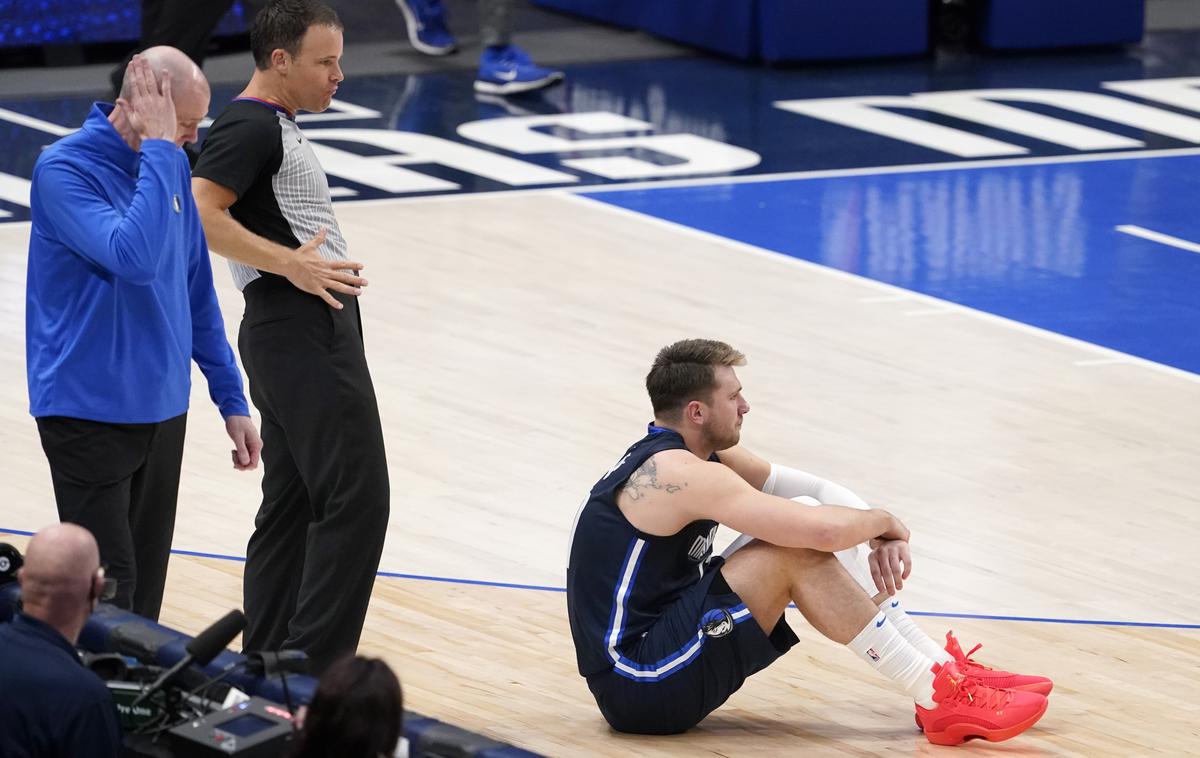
left=623, top=457, right=685, bottom=501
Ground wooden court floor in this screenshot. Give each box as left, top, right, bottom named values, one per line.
left=1, top=190, right=1198, bottom=756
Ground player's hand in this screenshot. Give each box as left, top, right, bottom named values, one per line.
left=878, top=510, right=910, bottom=543
left=116, top=55, right=176, bottom=143
left=225, top=415, right=262, bottom=471
left=868, top=539, right=912, bottom=596
left=283, top=228, right=368, bottom=310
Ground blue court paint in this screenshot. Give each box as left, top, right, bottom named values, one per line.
left=1, top=527, right=1193, bottom=629
left=4, top=30, right=1200, bottom=219
left=587, top=153, right=1200, bottom=375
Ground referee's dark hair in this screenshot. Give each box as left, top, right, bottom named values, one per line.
left=250, top=0, right=343, bottom=70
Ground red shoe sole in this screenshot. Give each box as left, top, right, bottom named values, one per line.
left=922, top=696, right=1049, bottom=746
left=915, top=683, right=1053, bottom=729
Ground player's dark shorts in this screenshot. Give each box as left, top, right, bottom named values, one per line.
left=584, top=556, right=799, bottom=735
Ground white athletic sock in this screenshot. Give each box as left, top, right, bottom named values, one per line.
left=847, top=612, right=938, bottom=709
left=879, top=597, right=953, bottom=665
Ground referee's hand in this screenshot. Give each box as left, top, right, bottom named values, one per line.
left=285, top=228, right=368, bottom=310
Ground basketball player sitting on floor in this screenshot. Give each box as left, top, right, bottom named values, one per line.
left=567, top=338, right=1052, bottom=745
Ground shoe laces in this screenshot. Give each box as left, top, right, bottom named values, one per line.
left=947, top=631, right=995, bottom=672
left=945, top=673, right=1013, bottom=710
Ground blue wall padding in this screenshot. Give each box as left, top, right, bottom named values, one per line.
left=530, top=0, right=642, bottom=29
left=758, top=0, right=930, bottom=61
left=639, top=0, right=758, bottom=60
left=980, top=0, right=1144, bottom=49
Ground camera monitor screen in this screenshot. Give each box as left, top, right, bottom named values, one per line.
left=217, top=713, right=277, bottom=738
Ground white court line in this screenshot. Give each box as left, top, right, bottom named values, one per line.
left=562, top=193, right=1200, bottom=386
left=1075, top=357, right=1133, bottom=367
left=1116, top=224, right=1200, bottom=255
left=5, top=136, right=1200, bottom=218
left=858, top=294, right=912, bottom=304
left=574, top=145, right=1200, bottom=196
left=0, top=172, right=32, bottom=210
left=0, top=107, right=75, bottom=137
left=232, top=143, right=1200, bottom=212
left=902, top=308, right=954, bottom=317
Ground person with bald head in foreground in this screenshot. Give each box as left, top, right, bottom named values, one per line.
left=0, top=524, right=123, bottom=757
left=26, top=47, right=260, bottom=622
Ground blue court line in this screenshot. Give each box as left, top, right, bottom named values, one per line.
left=375, top=570, right=565, bottom=593
left=906, top=610, right=1200, bottom=629
left=3, top=527, right=1196, bottom=630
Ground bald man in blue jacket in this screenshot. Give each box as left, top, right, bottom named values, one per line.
left=26, top=48, right=260, bottom=621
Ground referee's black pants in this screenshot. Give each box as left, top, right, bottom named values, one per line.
left=36, top=413, right=188, bottom=621
left=238, top=276, right=390, bottom=675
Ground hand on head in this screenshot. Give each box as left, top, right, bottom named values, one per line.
left=116, top=54, right=177, bottom=143
left=116, top=46, right=211, bottom=146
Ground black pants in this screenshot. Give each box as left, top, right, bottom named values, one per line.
left=109, top=0, right=238, bottom=96
left=36, top=414, right=188, bottom=621
left=238, top=276, right=390, bottom=675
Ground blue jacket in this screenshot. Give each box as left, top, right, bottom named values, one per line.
left=26, top=103, right=249, bottom=423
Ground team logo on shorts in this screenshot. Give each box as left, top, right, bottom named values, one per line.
left=700, top=608, right=735, bottom=638
left=172, top=194, right=182, bottom=213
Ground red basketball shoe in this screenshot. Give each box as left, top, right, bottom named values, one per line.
left=945, top=631, right=1054, bottom=695
left=916, top=661, right=1048, bottom=746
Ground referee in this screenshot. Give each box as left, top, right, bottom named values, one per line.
left=192, top=0, right=389, bottom=674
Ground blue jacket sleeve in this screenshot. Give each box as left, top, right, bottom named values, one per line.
left=187, top=218, right=251, bottom=419
left=31, top=139, right=182, bottom=285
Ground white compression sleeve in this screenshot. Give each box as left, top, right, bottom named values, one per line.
left=762, top=463, right=871, bottom=509
left=761, top=464, right=877, bottom=593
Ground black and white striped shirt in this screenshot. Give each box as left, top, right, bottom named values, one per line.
left=193, top=97, right=348, bottom=291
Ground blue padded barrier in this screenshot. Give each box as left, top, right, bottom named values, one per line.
left=758, top=0, right=930, bottom=62
left=529, top=0, right=642, bottom=29
left=2, top=582, right=546, bottom=757
left=979, top=0, right=1144, bottom=49
left=639, top=0, right=758, bottom=60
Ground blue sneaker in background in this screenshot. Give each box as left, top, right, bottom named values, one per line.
left=474, top=45, right=565, bottom=95
left=396, top=0, right=457, bottom=56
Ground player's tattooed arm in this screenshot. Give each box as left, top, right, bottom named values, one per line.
left=623, top=457, right=686, bottom=500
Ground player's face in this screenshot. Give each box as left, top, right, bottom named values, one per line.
left=289, top=24, right=344, bottom=113
left=701, top=365, right=749, bottom=451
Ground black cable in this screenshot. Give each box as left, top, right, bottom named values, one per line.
left=279, top=668, right=298, bottom=730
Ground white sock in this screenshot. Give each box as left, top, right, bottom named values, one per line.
left=880, top=597, right=953, bottom=665
left=847, top=612, right=938, bottom=708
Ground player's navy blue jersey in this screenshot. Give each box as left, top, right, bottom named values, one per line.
left=567, top=425, right=721, bottom=678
